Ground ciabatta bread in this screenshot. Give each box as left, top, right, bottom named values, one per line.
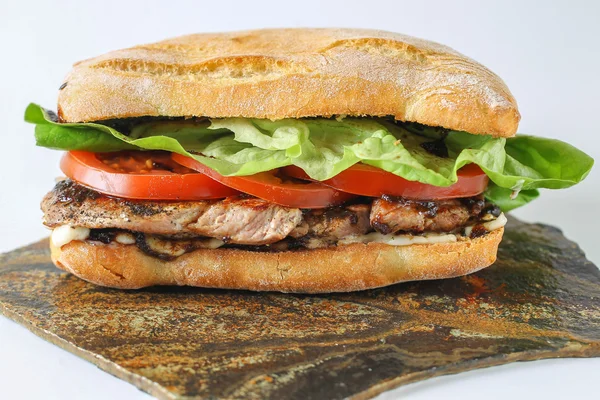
left=58, top=28, right=519, bottom=137
left=51, top=228, right=503, bottom=293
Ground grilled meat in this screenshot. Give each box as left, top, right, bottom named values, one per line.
left=370, top=195, right=485, bottom=234
left=188, top=196, right=302, bottom=245
left=42, top=181, right=497, bottom=252
left=42, top=180, right=301, bottom=245
left=42, top=180, right=210, bottom=235
left=290, top=204, right=371, bottom=248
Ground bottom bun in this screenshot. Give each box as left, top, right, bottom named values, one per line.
left=50, top=228, right=503, bottom=293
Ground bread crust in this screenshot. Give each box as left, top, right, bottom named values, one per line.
left=57, top=28, right=519, bottom=137
left=50, top=228, right=503, bottom=293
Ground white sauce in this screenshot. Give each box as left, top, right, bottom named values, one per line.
left=115, top=232, right=136, bottom=245
left=340, top=231, right=458, bottom=246
left=204, top=238, right=226, bottom=249
left=49, top=225, right=226, bottom=250
left=49, top=213, right=507, bottom=250
left=51, top=225, right=90, bottom=248
left=464, top=213, right=507, bottom=237
left=341, top=213, right=507, bottom=246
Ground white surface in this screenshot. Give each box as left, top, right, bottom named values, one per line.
left=1, top=0, right=599, bottom=398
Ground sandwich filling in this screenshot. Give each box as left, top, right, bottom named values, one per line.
left=28, top=105, right=591, bottom=261
left=43, top=179, right=506, bottom=260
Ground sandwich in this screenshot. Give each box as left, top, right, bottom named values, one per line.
left=26, top=28, right=592, bottom=293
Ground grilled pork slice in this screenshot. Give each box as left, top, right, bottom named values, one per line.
left=42, top=180, right=210, bottom=235
left=188, top=197, right=302, bottom=245
left=42, top=180, right=302, bottom=245
left=370, top=195, right=485, bottom=234
left=289, top=205, right=372, bottom=248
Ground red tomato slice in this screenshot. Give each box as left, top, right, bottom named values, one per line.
left=171, top=153, right=355, bottom=208
left=282, top=163, right=489, bottom=199
left=61, top=151, right=240, bottom=200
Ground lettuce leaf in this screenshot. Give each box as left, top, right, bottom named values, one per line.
left=25, top=103, right=593, bottom=211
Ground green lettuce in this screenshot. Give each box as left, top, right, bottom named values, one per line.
left=25, top=103, right=592, bottom=211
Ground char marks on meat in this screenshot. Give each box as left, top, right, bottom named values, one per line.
left=290, top=204, right=371, bottom=249
left=42, top=180, right=211, bottom=235
left=42, top=180, right=301, bottom=245
left=134, top=233, right=224, bottom=260
left=370, top=195, right=485, bottom=234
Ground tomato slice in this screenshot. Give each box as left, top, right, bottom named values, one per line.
left=171, top=153, right=355, bottom=208
left=283, top=163, right=489, bottom=199
left=61, top=151, right=240, bottom=200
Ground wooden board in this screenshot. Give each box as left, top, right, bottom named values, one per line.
left=1, top=216, right=599, bottom=399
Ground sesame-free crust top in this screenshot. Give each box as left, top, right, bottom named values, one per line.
left=58, top=28, right=519, bottom=137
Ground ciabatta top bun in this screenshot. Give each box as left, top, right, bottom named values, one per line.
left=58, top=28, right=519, bottom=136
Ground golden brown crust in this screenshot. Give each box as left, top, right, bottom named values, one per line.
left=58, top=28, right=519, bottom=137
left=50, top=228, right=503, bottom=293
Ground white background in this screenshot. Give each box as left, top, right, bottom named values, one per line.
left=1, top=0, right=599, bottom=398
